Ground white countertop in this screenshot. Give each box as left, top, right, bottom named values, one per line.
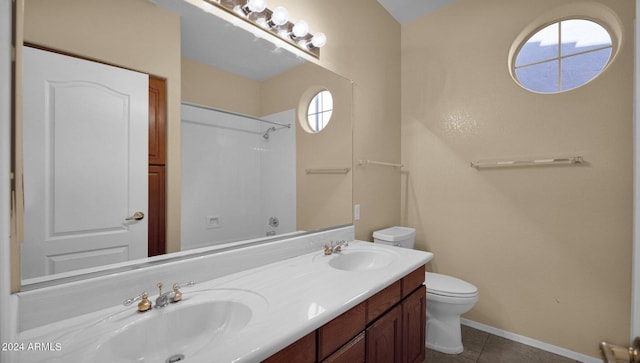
left=14, top=241, right=433, bottom=363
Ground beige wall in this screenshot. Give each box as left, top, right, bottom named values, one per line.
left=262, top=63, right=353, bottom=230
left=402, top=0, right=633, bottom=358
left=276, top=0, right=402, bottom=240
left=23, top=0, right=182, bottom=253
left=182, top=57, right=260, bottom=116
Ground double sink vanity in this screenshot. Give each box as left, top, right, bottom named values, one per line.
left=12, top=226, right=433, bottom=363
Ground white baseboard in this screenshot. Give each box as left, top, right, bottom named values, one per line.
left=461, top=318, right=602, bottom=363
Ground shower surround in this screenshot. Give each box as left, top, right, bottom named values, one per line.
left=181, top=104, right=296, bottom=250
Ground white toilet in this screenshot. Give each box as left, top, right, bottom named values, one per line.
left=372, top=226, right=479, bottom=355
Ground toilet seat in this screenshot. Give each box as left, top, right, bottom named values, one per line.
left=426, top=272, right=478, bottom=298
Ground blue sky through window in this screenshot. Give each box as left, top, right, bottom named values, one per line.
left=307, top=90, right=333, bottom=132
left=514, top=19, right=612, bottom=93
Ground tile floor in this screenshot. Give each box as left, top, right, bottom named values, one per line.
left=424, top=325, right=583, bottom=363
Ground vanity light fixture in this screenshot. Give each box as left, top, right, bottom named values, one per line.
left=308, top=32, right=327, bottom=49
left=241, top=0, right=266, bottom=15
left=268, top=6, right=288, bottom=28
left=201, top=0, right=325, bottom=58
left=290, top=20, right=309, bottom=40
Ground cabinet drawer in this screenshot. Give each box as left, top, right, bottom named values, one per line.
left=317, top=301, right=366, bottom=361
left=367, top=280, right=401, bottom=324
left=262, top=331, right=316, bottom=363
left=401, top=266, right=425, bottom=298
left=321, top=331, right=365, bottom=363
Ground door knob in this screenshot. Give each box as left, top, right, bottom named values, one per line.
left=601, top=338, right=640, bottom=363
left=125, top=212, right=145, bottom=221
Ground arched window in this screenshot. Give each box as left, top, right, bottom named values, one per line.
left=306, top=90, right=333, bottom=132
left=513, top=19, right=613, bottom=93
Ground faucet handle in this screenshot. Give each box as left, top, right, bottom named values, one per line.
left=123, top=291, right=152, bottom=312
left=137, top=292, right=152, bottom=312
left=173, top=281, right=195, bottom=289
left=171, top=281, right=195, bottom=303
left=123, top=291, right=146, bottom=306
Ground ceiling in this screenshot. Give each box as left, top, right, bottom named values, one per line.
left=151, top=0, right=306, bottom=81
left=149, top=0, right=458, bottom=81
left=376, top=0, right=457, bottom=24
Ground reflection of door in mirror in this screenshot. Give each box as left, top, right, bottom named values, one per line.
left=148, top=76, right=167, bottom=257
left=21, top=47, right=149, bottom=280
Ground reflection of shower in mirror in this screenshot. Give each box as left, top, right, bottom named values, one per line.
left=263, top=127, right=276, bottom=139
left=181, top=104, right=297, bottom=251
left=262, top=125, right=290, bottom=140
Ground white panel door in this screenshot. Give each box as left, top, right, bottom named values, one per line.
left=21, top=47, right=148, bottom=280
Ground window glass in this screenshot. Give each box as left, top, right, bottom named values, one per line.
left=561, top=47, right=612, bottom=91
left=513, top=19, right=612, bottom=93
left=515, top=23, right=558, bottom=67
left=306, top=90, right=333, bottom=132
left=515, top=60, right=558, bottom=93
left=561, top=19, right=612, bottom=56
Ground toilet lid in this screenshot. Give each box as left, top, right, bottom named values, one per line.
left=426, top=272, right=478, bottom=298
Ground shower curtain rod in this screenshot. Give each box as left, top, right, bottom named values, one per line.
left=182, top=101, right=292, bottom=128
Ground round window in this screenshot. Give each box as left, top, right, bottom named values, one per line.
left=306, top=90, right=333, bottom=132
left=513, top=18, right=613, bottom=93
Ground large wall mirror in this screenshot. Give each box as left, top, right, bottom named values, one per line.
left=16, top=0, right=353, bottom=290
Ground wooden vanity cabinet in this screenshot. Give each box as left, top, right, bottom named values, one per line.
left=322, top=332, right=365, bottom=363
left=402, top=285, right=426, bottom=363
left=317, top=302, right=366, bottom=360
left=367, top=280, right=401, bottom=324
left=262, top=265, right=426, bottom=363
left=262, top=332, right=316, bottom=363
left=365, top=270, right=426, bottom=363
left=366, top=303, right=402, bottom=362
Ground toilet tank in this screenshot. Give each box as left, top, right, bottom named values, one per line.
left=372, top=226, right=416, bottom=249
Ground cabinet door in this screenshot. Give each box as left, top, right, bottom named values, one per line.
left=148, top=76, right=166, bottom=165
left=148, top=165, right=166, bottom=257
left=366, top=304, right=402, bottom=363
left=402, top=285, right=426, bottom=363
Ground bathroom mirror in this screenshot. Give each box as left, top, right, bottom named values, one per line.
left=17, top=0, right=353, bottom=290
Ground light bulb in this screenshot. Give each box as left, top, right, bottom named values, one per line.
left=233, top=5, right=245, bottom=16
left=269, top=6, right=289, bottom=27
left=291, top=20, right=309, bottom=38
left=255, top=17, right=268, bottom=28
left=245, top=0, right=266, bottom=13
left=309, top=32, right=327, bottom=48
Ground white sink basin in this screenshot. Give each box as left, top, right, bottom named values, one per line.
left=329, top=250, right=394, bottom=271
left=90, top=289, right=266, bottom=363
left=319, top=248, right=396, bottom=272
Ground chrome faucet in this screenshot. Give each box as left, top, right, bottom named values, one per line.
left=324, top=240, right=349, bottom=255
left=155, top=282, right=170, bottom=308
left=155, top=281, right=195, bottom=308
